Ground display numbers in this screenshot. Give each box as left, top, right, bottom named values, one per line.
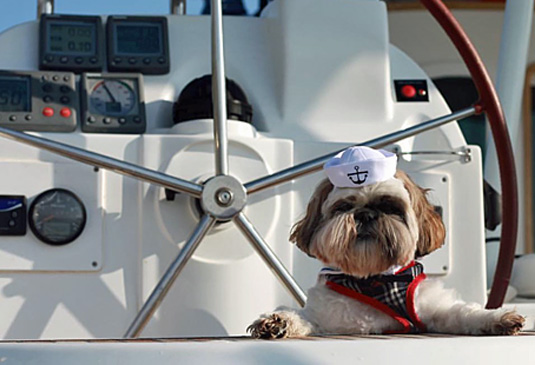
left=67, top=41, right=93, bottom=53
left=0, top=91, right=24, bottom=106
left=0, top=78, right=30, bottom=112
left=47, top=23, right=95, bottom=56
left=116, top=24, right=162, bottom=55
left=66, top=26, right=92, bottom=37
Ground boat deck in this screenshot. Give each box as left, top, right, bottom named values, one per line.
left=0, top=333, right=534, bottom=364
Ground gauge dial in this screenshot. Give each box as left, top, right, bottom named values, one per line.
left=29, top=189, right=86, bottom=245
left=89, top=79, right=136, bottom=116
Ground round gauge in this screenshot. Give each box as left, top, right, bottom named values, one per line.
left=29, top=189, right=86, bottom=246
left=89, top=79, right=136, bottom=116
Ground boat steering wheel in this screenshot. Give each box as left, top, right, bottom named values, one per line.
left=0, top=0, right=517, bottom=338
left=419, top=0, right=517, bottom=311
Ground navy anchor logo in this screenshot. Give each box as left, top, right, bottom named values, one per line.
left=347, top=165, right=368, bottom=185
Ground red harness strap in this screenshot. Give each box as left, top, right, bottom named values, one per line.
left=325, top=272, right=427, bottom=334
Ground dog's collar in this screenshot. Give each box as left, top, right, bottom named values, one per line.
left=319, top=263, right=408, bottom=278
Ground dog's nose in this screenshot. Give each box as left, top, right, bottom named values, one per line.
left=354, top=209, right=378, bottom=223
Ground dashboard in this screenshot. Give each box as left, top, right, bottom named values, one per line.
left=0, top=14, right=170, bottom=135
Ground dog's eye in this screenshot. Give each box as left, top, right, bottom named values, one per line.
left=331, top=201, right=354, bottom=214
left=369, top=197, right=406, bottom=218
left=378, top=204, right=405, bottom=217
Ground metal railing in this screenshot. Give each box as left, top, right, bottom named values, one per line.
left=170, top=0, right=187, bottom=15
left=37, top=0, right=54, bottom=17
left=37, top=0, right=188, bottom=17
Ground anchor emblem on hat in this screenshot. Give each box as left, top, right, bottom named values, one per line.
left=347, top=165, right=369, bottom=185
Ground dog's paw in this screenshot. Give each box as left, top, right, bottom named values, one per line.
left=247, top=313, right=289, bottom=339
left=489, top=311, right=525, bottom=335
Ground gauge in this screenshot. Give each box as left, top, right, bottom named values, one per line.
left=107, top=16, right=170, bottom=75
left=81, top=73, right=146, bottom=134
left=39, top=14, right=104, bottom=72
left=90, top=79, right=136, bottom=117
left=29, top=189, right=86, bottom=246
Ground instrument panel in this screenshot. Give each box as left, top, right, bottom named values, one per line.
left=39, top=14, right=170, bottom=76
left=2, top=14, right=172, bottom=134
left=39, top=15, right=104, bottom=72
left=0, top=70, right=78, bottom=132
left=107, top=16, right=170, bottom=75
left=81, top=73, right=146, bottom=134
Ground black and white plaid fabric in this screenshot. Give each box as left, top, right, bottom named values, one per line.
left=319, top=261, right=426, bottom=333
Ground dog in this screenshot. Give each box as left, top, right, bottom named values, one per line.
left=248, top=147, right=524, bottom=339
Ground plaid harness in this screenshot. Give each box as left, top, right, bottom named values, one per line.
left=319, top=261, right=427, bottom=333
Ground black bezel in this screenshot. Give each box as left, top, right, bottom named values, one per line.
left=39, top=14, right=104, bottom=73
left=28, top=188, right=87, bottom=246
left=106, top=16, right=170, bottom=75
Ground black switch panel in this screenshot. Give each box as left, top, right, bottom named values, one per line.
left=0, top=195, right=26, bottom=236
left=394, top=80, right=429, bottom=102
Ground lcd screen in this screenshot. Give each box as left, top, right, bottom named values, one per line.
left=47, top=21, right=96, bottom=56
left=115, top=23, right=162, bottom=55
left=0, top=76, right=31, bottom=112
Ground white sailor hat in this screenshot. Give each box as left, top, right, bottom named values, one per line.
left=324, top=146, right=397, bottom=188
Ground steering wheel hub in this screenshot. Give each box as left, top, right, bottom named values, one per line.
left=200, top=175, right=246, bottom=220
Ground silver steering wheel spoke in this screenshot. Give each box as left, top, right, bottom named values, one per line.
left=124, top=214, right=216, bottom=339
left=0, top=126, right=203, bottom=197
left=245, top=106, right=478, bottom=195
left=234, top=212, right=307, bottom=307
left=212, top=0, right=229, bottom=176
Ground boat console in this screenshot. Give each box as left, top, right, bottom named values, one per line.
left=0, top=0, right=495, bottom=340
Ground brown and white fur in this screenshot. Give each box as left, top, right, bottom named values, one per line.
left=248, top=171, right=524, bottom=338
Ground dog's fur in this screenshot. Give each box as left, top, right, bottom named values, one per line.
left=248, top=171, right=524, bottom=338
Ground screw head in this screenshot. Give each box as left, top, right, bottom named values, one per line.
left=215, top=189, right=234, bottom=206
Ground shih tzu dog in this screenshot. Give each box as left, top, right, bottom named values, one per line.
left=248, top=146, right=524, bottom=338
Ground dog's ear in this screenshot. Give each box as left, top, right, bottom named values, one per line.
left=290, top=178, right=334, bottom=256
left=395, top=170, right=445, bottom=257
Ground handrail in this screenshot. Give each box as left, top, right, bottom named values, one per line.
left=38, top=0, right=188, bottom=17
left=170, top=0, right=187, bottom=15
left=37, top=0, right=54, bottom=18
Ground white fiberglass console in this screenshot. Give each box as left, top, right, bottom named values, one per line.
left=0, top=0, right=485, bottom=339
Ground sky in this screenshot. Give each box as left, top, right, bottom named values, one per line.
left=0, top=0, right=261, bottom=34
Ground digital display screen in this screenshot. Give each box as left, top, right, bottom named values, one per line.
left=47, top=21, right=96, bottom=56
left=0, top=76, right=31, bottom=112
left=115, top=23, right=162, bottom=55
left=106, top=102, right=122, bottom=113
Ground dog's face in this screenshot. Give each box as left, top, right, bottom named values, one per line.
left=290, top=171, right=445, bottom=277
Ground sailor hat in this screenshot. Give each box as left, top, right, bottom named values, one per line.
left=324, top=146, right=397, bottom=188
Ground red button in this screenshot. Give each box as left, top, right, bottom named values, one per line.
left=401, top=85, right=417, bottom=98
left=60, top=108, right=72, bottom=118
left=42, top=107, right=54, bottom=117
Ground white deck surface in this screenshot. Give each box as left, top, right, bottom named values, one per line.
left=0, top=333, right=534, bottom=364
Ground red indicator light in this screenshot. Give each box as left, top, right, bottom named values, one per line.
left=401, top=85, right=417, bottom=98
left=60, top=108, right=72, bottom=118
left=42, top=107, right=54, bottom=117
